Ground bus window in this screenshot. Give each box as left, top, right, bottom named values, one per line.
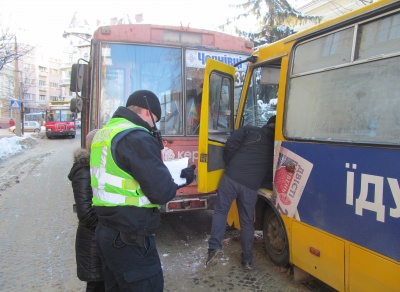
left=209, top=73, right=233, bottom=132
left=292, top=27, right=354, bottom=75
left=287, top=11, right=400, bottom=146
left=24, top=112, right=45, bottom=125
left=48, top=112, right=55, bottom=122
left=186, top=83, right=203, bottom=135
left=241, top=65, right=280, bottom=127
left=356, top=12, right=400, bottom=60
left=99, top=44, right=183, bottom=135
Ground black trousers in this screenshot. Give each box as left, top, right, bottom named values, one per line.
left=95, top=224, right=163, bottom=292
left=86, top=281, right=105, bottom=292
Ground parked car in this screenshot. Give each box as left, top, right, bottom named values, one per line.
left=9, top=121, right=41, bottom=133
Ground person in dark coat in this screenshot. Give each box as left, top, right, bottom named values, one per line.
left=68, top=129, right=105, bottom=292
left=206, top=118, right=275, bottom=270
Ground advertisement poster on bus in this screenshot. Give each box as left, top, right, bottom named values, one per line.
left=274, top=145, right=313, bottom=218
left=186, top=50, right=249, bottom=86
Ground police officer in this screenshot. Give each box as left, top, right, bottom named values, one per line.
left=90, top=90, right=195, bottom=291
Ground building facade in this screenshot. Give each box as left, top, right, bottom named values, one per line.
left=0, top=47, right=63, bottom=128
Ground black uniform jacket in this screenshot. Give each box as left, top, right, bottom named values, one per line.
left=224, top=124, right=275, bottom=190
left=68, top=149, right=103, bottom=282
left=94, top=106, right=178, bottom=236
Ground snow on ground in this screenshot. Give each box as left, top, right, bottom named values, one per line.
left=0, top=133, right=40, bottom=162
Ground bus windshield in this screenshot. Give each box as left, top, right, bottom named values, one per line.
left=99, top=43, right=181, bottom=135
left=98, top=42, right=248, bottom=136
left=46, top=109, right=75, bottom=122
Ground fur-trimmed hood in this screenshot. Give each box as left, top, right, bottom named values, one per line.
left=68, top=148, right=90, bottom=182
left=73, top=148, right=90, bottom=164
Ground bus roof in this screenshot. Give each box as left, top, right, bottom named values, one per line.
left=92, top=24, right=254, bottom=54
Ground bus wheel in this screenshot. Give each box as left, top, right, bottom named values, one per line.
left=263, top=208, right=289, bottom=266
left=71, top=135, right=75, bottom=139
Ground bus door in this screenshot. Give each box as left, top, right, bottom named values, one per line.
left=198, top=59, right=236, bottom=194
left=198, top=59, right=244, bottom=225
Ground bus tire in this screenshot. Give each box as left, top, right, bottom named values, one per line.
left=263, top=207, right=289, bottom=267
left=71, top=135, right=75, bottom=139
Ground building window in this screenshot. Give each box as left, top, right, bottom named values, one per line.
left=39, top=80, right=46, bottom=86
left=25, top=78, right=35, bottom=85
left=39, top=95, right=46, bottom=101
left=24, top=93, right=32, bottom=100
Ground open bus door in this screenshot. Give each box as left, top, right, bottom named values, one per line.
left=198, top=59, right=242, bottom=227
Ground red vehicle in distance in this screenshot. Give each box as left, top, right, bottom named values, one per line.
left=45, top=101, right=76, bottom=139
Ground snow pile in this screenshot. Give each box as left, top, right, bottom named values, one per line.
left=0, top=135, right=38, bottom=161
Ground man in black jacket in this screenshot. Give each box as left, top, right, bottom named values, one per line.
left=206, top=119, right=275, bottom=270
left=91, top=90, right=195, bottom=291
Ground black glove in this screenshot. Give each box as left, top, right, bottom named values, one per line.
left=178, top=165, right=196, bottom=188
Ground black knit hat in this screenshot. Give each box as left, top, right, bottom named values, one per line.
left=126, top=90, right=161, bottom=122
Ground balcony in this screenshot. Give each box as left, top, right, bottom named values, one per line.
left=60, top=63, right=73, bottom=70
left=59, top=78, right=71, bottom=87
left=39, top=71, right=48, bottom=77
left=39, top=86, right=48, bottom=91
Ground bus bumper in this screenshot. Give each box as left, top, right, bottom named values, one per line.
left=46, top=130, right=75, bottom=138
left=160, top=193, right=217, bottom=213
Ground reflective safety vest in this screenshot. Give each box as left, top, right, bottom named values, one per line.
left=90, top=118, right=159, bottom=209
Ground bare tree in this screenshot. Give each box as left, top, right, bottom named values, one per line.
left=0, top=26, right=32, bottom=72
left=221, top=0, right=321, bottom=46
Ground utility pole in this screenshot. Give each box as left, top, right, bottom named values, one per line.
left=13, top=36, right=22, bottom=136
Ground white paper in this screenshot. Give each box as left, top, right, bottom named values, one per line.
left=164, top=157, right=189, bottom=186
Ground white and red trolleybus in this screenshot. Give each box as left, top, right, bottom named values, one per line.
left=70, top=24, right=253, bottom=212
left=45, top=101, right=77, bottom=139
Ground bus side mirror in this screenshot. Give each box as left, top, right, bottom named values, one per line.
left=70, top=64, right=90, bottom=98
left=70, top=97, right=83, bottom=113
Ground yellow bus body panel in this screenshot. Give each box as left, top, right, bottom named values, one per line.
left=291, top=221, right=345, bottom=291
left=198, top=140, right=225, bottom=193
left=349, top=245, right=400, bottom=292
left=282, top=215, right=400, bottom=291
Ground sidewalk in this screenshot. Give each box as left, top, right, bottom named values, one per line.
left=0, top=127, right=16, bottom=138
